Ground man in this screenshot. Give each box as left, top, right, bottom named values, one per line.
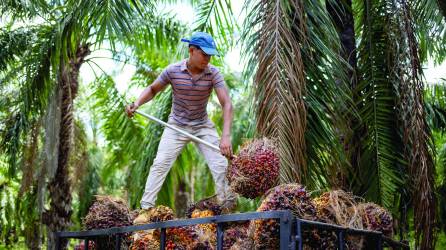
left=125, top=32, right=237, bottom=224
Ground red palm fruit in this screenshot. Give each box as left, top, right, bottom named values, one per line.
left=252, top=184, right=317, bottom=249
left=227, top=138, right=279, bottom=199
left=83, top=195, right=132, bottom=249
left=358, top=202, right=393, bottom=237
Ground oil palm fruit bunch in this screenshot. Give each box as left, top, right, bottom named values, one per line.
left=83, top=195, right=132, bottom=249
left=190, top=209, right=218, bottom=246
left=166, top=227, right=199, bottom=249
left=358, top=203, right=393, bottom=237
left=147, top=205, right=175, bottom=222
left=253, top=184, right=317, bottom=249
left=186, top=195, right=222, bottom=218
left=74, top=240, right=95, bottom=250
left=185, top=195, right=223, bottom=246
left=313, top=190, right=363, bottom=249
left=227, top=138, right=279, bottom=199
left=130, top=231, right=160, bottom=250
left=222, top=224, right=249, bottom=250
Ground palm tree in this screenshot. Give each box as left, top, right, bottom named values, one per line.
left=242, top=0, right=445, bottom=248
left=0, top=0, right=155, bottom=248
left=1, top=0, right=239, bottom=248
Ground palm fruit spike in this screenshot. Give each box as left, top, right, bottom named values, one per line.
left=146, top=205, right=175, bottom=222
left=227, top=138, right=279, bottom=199
left=253, top=184, right=317, bottom=249
left=149, top=206, right=180, bottom=243
left=130, top=231, right=160, bottom=250
left=166, top=226, right=198, bottom=249
left=83, top=195, right=133, bottom=249
left=186, top=195, right=222, bottom=218
left=358, top=202, right=393, bottom=237
left=313, top=190, right=364, bottom=249
left=223, top=224, right=249, bottom=250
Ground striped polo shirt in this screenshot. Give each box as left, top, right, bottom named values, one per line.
left=156, top=59, right=226, bottom=126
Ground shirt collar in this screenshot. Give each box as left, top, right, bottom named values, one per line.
left=181, top=59, right=212, bottom=74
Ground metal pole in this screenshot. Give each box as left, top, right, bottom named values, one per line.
left=160, top=228, right=166, bottom=250
left=296, top=220, right=302, bottom=250
left=54, top=232, right=60, bottom=250
left=217, top=223, right=224, bottom=250
left=279, top=211, right=291, bottom=250
left=377, top=234, right=383, bottom=250
left=115, top=234, right=121, bottom=250
left=338, top=230, right=345, bottom=250
left=135, top=110, right=220, bottom=152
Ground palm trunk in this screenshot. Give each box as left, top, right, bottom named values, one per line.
left=327, top=0, right=363, bottom=189
left=43, top=44, right=90, bottom=250
left=438, top=0, right=446, bottom=19
left=174, top=180, right=189, bottom=217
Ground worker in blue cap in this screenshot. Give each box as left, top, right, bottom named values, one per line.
left=126, top=32, right=237, bottom=224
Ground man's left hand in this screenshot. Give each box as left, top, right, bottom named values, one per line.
left=220, top=135, right=233, bottom=158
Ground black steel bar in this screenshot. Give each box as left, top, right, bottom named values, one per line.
left=160, top=228, right=166, bottom=250
left=296, top=220, right=302, bottom=250
left=115, top=234, right=121, bottom=250
left=58, top=211, right=290, bottom=238
left=299, top=218, right=382, bottom=236
left=289, top=217, right=296, bottom=250
left=382, top=236, right=410, bottom=249
left=279, top=210, right=292, bottom=250
left=217, top=223, right=224, bottom=250
left=377, top=234, right=383, bottom=250
left=55, top=232, right=60, bottom=250
left=84, top=239, right=89, bottom=250
left=338, top=230, right=344, bottom=250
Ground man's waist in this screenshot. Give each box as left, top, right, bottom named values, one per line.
left=168, top=113, right=210, bottom=127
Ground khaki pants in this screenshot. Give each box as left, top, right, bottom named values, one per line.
left=140, top=117, right=236, bottom=209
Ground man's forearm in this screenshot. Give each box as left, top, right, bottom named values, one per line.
left=222, top=103, right=233, bottom=138
left=135, top=85, right=156, bottom=107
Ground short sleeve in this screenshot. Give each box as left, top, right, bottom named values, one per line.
left=212, top=69, right=225, bottom=89
left=155, top=67, right=171, bottom=86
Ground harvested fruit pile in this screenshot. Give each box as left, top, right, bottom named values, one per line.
left=74, top=240, right=95, bottom=250
left=222, top=222, right=249, bottom=250
left=358, top=202, right=393, bottom=237
left=83, top=195, right=133, bottom=229
left=130, top=231, right=160, bottom=250
left=227, top=138, right=279, bottom=199
left=83, top=195, right=133, bottom=249
left=314, top=190, right=361, bottom=227
left=186, top=196, right=223, bottom=247
left=130, top=205, right=201, bottom=250
left=186, top=195, right=222, bottom=218
left=146, top=205, right=175, bottom=222
left=253, top=184, right=317, bottom=249
left=313, top=190, right=363, bottom=249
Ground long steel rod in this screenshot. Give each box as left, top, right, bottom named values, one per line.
left=135, top=110, right=220, bottom=152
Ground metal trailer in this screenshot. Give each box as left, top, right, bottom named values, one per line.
left=55, top=210, right=409, bottom=250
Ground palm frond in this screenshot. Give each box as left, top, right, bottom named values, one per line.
left=301, top=0, right=354, bottom=189
left=192, top=0, right=238, bottom=54
left=412, top=0, right=446, bottom=64
left=0, top=0, right=49, bottom=20
left=425, top=83, right=446, bottom=131
left=74, top=0, right=154, bottom=48
left=394, top=1, right=436, bottom=247
left=0, top=27, right=35, bottom=72
left=124, top=14, right=188, bottom=71
left=354, top=0, right=406, bottom=209
left=241, top=0, right=307, bottom=183
left=242, top=0, right=353, bottom=187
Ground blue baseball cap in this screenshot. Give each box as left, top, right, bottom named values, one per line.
left=181, top=32, right=219, bottom=56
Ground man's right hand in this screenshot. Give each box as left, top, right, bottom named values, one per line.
left=125, top=102, right=139, bottom=118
